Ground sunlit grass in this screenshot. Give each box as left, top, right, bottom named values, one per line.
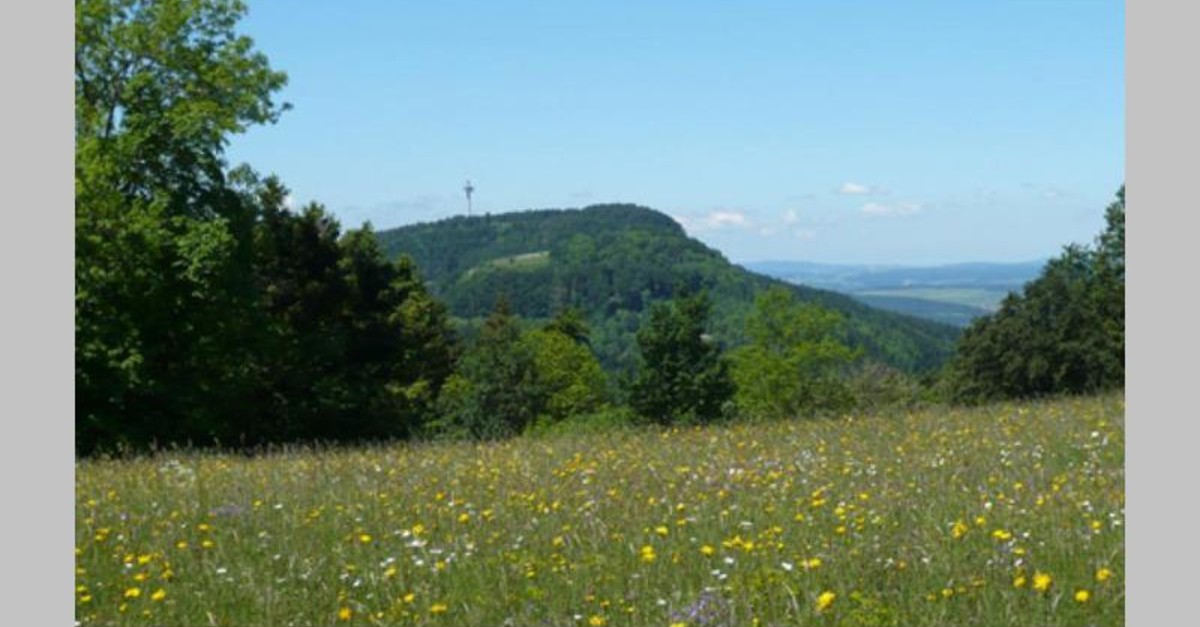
left=76, top=394, right=1124, bottom=626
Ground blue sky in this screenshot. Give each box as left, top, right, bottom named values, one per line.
left=226, top=0, right=1124, bottom=265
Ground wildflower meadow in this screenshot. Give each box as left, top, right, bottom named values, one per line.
left=75, top=394, right=1123, bottom=626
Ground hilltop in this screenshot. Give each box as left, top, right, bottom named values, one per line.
left=375, top=204, right=959, bottom=373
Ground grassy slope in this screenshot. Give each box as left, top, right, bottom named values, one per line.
left=76, top=394, right=1124, bottom=626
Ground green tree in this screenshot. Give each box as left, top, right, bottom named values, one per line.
left=523, top=320, right=609, bottom=427
left=75, top=0, right=458, bottom=452
left=947, top=186, right=1125, bottom=402
left=436, top=298, right=546, bottom=439
left=730, top=287, right=860, bottom=420
left=76, top=0, right=289, bottom=451
left=629, top=290, right=734, bottom=425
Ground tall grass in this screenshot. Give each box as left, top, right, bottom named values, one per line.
left=76, top=394, right=1124, bottom=626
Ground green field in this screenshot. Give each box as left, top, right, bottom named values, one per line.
left=854, top=288, right=1013, bottom=312
left=75, top=394, right=1124, bottom=626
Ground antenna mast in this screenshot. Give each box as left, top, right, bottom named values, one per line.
left=463, top=179, right=475, bottom=216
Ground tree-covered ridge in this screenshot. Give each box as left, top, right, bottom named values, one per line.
left=376, top=204, right=961, bottom=373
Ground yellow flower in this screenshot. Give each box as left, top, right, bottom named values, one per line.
left=201, top=539, right=215, bottom=549
left=655, top=525, right=669, bottom=537
left=992, top=529, right=1013, bottom=541
left=1075, top=589, right=1091, bottom=603
left=700, top=545, right=715, bottom=556
left=384, top=566, right=397, bottom=578
left=951, top=520, right=969, bottom=539
left=458, top=512, right=471, bottom=523
left=816, top=591, right=836, bottom=612
left=805, top=557, right=823, bottom=569
left=1013, top=575, right=1027, bottom=588
left=588, top=615, right=607, bottom=626
left=430, top=602, right=448, bottom=615
left=640, top=545, right=656, bottom=563
left=670, top=623, right=687, bottom=627
left=403, top=592, right=415, bottom=604
left=1032, top=571, right=1052, bottom=592
left=338, top=607, right=352, bottom=621
left=151, top=589, right=166, bottom=602
left=175, top=540, right=188, bottom=550
left=124, top=587, right=141, bottom=599
left=1096, top=567, right=1113, bottom=582
left=358, top=533, right=372, bottom=544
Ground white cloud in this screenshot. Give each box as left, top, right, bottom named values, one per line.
left=861, top=202, right=922, bottom=217
left=782, top=208, right=799, bottom=224
left=672, top=210, right=752, bottom=232
left=839, top=182, right=873, bottom=195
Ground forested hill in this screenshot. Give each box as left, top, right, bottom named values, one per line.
left=376, top=204, right=960, bottom=373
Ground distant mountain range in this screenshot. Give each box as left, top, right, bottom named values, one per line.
left=744, top=260, right=1046, bottom=327
left=375, top=205, right=961, bottom=373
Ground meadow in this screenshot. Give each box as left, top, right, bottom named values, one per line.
left=75, top=394, right=1124, bottom=626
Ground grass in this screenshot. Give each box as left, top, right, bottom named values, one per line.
left=76, top=394, right=1124, bottom=626
left=461, top=251, right=551, bottom=280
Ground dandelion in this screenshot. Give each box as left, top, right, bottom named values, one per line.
left=1013, top=575, right=1027, bottom=588
left=655, top=525, right=669, bottom=537
left=1096, top=567, right=1113, bottom=582
left=124, top=587, right=141, bottom=599
left=700, top=545, right=715, bottom=556
left=1032, top=571, right=1052, bottom=592
left=816, top=591, right=836, bottom=612
left=151, top=589, right=166, bottom=602
left=458, top=513, right=470, bottom=524
left=951, top=520, right=969, bottom=539
left=640, top=545, right=657, bottom=563
left=588, top=615, right=606, bottom=626
left=358, top=533, right=372, bottom=544
left=992, top=529, right=1013, bottom=541
left=430, top=602, right=448, bottom=615
left=338, top=607, right=352, bottom=621
left=1075, top=589, right=1091, bottom=603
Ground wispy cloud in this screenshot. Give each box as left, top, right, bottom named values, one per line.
left=861, top=201, right=922, bottom=217
left=672, top=210, right=752, bottom=232
left=782, top=208, right=800, bottom=224
left=838, top=182, right=874, bottom=195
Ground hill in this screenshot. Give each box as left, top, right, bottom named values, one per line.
left=746, top=259, right=1046, bottom=327
left=375, top=204, right=959, bottom=373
